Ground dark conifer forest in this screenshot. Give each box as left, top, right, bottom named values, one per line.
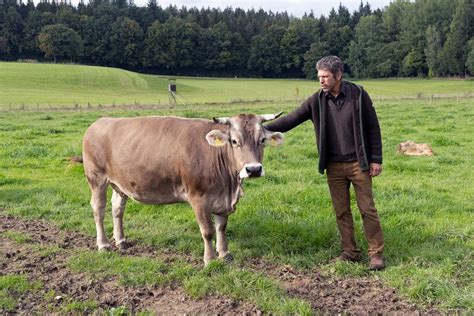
left=1, top=0, right=472, bottom=78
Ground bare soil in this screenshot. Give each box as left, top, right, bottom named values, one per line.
left=1, top=213, right=439, bottom=314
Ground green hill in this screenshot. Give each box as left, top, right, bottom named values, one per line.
left=0, top=62, right=472, bottom=109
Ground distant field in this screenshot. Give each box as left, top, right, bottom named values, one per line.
left=0, top=62, right=472, bottom=109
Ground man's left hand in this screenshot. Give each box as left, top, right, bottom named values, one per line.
left=370, top=163, right=382, bottom=177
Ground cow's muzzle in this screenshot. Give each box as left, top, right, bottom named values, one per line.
left=240, top=163, right=264, bottom=178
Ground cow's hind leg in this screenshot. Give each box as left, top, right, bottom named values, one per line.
left=214, top=214, right=233, bottom=262
left=111, top=189, right=128, bottom=250
left=89, top=179, right=110, bottom=251
left=191, top=199, right=216, bottom=265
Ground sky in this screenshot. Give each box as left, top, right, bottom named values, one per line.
left=46, top=0, right=394, bottom=18
left=153, top=0, right=394, bottom=18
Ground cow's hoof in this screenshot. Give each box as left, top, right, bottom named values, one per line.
left=98, top=245, right=112, bottom=252
left=222, top=253, right=234, bottom=263
left=204, top=256, right=218, bottom=266
left=117, top=241, right=130, bottom=250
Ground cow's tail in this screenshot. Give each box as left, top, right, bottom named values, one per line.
left=69, top=156, right=83, bottom=163
left=65, top=156, right=83, bottom=173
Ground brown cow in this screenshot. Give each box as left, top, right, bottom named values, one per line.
left=82, top=113, right=284, bottom=265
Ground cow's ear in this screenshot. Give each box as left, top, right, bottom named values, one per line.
left=265, top=132, right=284, bottom=147
left=206, top=130, right=229, bottom=147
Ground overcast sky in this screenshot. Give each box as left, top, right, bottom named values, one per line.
left=153, top=0, right=393, bottom=18
left=50, top=0, right=394, bottom=18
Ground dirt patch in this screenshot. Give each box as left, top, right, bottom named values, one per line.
left=0, top=214, right=259, bottom=314
left=248, top=260, right=439, bottom=314
left=1, top=214, right=439, bottom=314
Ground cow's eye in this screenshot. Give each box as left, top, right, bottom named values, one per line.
left=231, top=139, right=239, bottom=146
left=260, top=138, right=266, bottom=145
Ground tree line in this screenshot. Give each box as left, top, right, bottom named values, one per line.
left=0, top=0, right=473, bottom=78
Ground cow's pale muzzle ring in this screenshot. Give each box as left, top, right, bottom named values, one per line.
left=239, top=163, right=264, bottom=178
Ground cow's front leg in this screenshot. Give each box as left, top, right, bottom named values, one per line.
left=191, top=201, right=216, bottom=265
left=111, top=189, right=128, bottom=249
left=214, top=214, right=233, bottom=262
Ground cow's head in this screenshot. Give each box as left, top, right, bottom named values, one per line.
left=206, top=113, right=284, bottom=178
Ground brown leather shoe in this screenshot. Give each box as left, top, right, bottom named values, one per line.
left=336, top=252, right=361, bottom=263
left=369, top=256, right=385, bottom=270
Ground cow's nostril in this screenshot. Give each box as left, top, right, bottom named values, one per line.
left=246, top=165, right=262, bottom=174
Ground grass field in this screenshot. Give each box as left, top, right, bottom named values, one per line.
left=0, top=63, right=473, bottom=313
left=1, top=61, right=473, bottom=109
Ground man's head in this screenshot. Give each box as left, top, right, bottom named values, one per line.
left=316, top=56, right=344, bottom=93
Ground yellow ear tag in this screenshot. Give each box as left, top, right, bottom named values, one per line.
left=214, top=137, right=224, bottom=146
left=271, top=138, right=277, bottom=146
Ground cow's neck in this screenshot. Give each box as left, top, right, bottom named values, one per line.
left=213, top=146, right=242, bottom=213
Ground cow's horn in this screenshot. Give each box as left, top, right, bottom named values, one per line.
left=213, top=117, right=232, bottom=125
left=260, top=111, right=283, bottom=122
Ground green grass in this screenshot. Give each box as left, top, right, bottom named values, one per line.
left=1, top=61, right=472, bottom=109
left=107, top=306, right=132, bottom=316
left=61, top=299, right=99, bottom=314
left=0, top=70, right=473, bottom=312
left=43, top=284, right=99, bottom=314
left=68, top=250, right=312, bottom=313
left=184, top=261, right=312, bottom=314
left=0, top=275, right=42, bottom=311
left=68, top=250, right=193, bottom=286
left=320, top=260, right=368, bottom=278
left=1, top=230, right=32, bottom=243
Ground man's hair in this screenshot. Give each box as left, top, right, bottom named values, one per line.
left=316, top=56, right=344, bottom=76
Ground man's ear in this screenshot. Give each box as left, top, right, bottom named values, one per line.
left=206, top=129, right=229, bottom=147
left=265, top=131, right=284, bottom=147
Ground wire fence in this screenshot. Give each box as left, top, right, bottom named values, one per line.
left=1, top=93, right=472, bottom=112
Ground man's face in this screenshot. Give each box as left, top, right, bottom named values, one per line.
left=317, top=69, right=342, bottom=92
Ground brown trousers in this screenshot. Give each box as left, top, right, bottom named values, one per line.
left=326, top=162, right=384, bottom=259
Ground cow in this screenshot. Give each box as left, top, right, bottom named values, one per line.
left=397, top=140, right=434, bottom=157
left=82, top=113, right=284, bottom=265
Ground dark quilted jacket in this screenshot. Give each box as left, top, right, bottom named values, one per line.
left=265, top=81, right=382, bottom=174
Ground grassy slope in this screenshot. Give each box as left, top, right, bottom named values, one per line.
left=1, top=61, right=473, bottom=108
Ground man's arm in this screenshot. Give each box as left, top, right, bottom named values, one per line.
left=265, top=94, right=315, bottom=132
left=362, top=90, right=382, bottom=165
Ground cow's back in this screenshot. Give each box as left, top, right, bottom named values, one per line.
left=83, top=116, right=229, bottom=204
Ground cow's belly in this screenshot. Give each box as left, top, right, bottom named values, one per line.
left=108, top=173, right=242, bottom=214
left=132, top=195, right=187, bottom=205
left=110, top=180, right=189, bottom=205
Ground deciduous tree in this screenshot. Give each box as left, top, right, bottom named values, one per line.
left=107, top=17, right=143, bottom=68
left=37, top=24, right=83, bottom=62
left=303, top=41, right=330, bottom=79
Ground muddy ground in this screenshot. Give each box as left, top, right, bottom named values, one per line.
left=1, top=213, right=438, bottom=314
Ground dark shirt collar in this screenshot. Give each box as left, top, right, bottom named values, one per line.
left=323, top=80, right=349, bottom=100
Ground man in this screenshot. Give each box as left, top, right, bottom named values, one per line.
left=265, top=56, right=385, bottom=270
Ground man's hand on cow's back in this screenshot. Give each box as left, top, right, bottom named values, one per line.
left=369, top=163, right=382, bottom=177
